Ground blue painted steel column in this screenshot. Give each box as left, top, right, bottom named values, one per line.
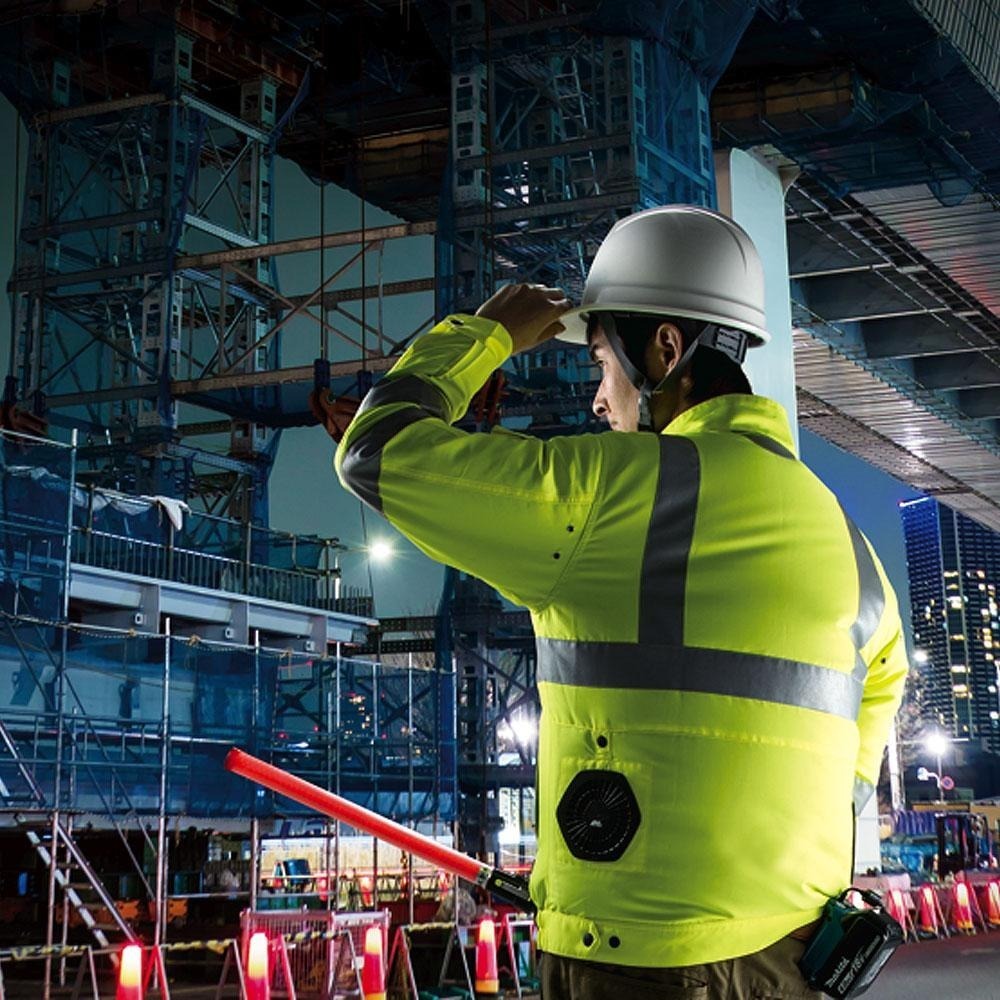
left=716, top=148, right=799, bottom=447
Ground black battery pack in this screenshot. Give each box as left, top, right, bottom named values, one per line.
left=798, top=889, right=904, bottom=998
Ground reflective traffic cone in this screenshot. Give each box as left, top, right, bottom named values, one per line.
left=361, top=926, right=386, bottom=1000
left=245, top=932, right=270, bottom=1000
left=952, top=882, right=974, bottom=932
left=984, top=881, right=1000, bottom=927
left=116, top=945, right=143, bottom=1000
left=475, top=918, right=499, bottom=996
left=916, top=885, right=940, bottom=937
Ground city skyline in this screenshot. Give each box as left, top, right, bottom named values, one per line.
left=901, top=496, right=1000, bottom=757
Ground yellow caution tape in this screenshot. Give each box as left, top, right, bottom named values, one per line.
left=1, top=921, right=393, bottom=962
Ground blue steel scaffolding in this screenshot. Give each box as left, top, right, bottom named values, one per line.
left=0, top=426, right=457, bottom=949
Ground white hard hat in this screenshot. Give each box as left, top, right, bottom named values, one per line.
left=558, top=205, right=770, bottom=346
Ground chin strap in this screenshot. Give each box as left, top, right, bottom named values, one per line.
left=600, top=313, right=750, bottom=431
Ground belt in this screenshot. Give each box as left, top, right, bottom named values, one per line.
left=788, top=919, right=821, bottom=942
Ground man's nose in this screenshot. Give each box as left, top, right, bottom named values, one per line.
left=592, top=393, right=608, bottom=421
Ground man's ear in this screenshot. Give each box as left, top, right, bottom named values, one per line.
left=647, top=322, right=685, bottom=379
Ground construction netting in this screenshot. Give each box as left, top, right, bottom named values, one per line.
left=0, top=623, right=454, bottom=823
left=0, top=430, right=75, bottom=622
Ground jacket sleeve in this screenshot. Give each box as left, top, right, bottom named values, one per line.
left=853, top=544, right=909, bottom=813
left=335, top=314, right=602, bottom=611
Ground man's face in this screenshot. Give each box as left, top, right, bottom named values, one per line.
left=588, top=323, right=641, bottom=432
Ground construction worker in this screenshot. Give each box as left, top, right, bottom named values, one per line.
left=318, top=206, right=908, bottom=999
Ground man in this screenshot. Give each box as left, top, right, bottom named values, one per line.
left=320, top=206, right=908, bottom=999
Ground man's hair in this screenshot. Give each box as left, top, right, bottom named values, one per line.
left=592, top=312, right=752, bottom=405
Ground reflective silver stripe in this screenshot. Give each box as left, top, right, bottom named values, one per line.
left=853, top=776, right=875, bottom=815
left=639, top=436, right=700, bottom=645
left=357, top=375, right=450, bottom=420
left=740, top=432, right=796, bottom=461
left=340, top=408, right=431, bottom=512
left=844, top=514, right=885, bottom=683
left=536, top=637, right=863, bottom=720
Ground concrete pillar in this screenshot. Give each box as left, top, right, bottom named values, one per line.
left=715, top=148, right=798, bottom=452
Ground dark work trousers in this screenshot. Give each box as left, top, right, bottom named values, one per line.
left=538, top=934, right=823, bottom=1000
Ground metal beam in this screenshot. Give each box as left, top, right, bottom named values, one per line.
left=913, top=352, right=1000, bottom=391
left=786, top=218, right=885, bottom=278
left=177, top=221, right=438, bottom=270
left=861, top=314, right=994, bottom=360
left=35, top=92, right=166, bottom=125
left=284, top=277, right=436, bottom=309
left=9, top=223, right=439, bottom=293
left=454, top=190, right=637, bottom=228
left=44, top=355, right=402, bottom=409
left=794, top=270, right=946, bottom=324
left=957, top=388, right=1000, bottom=420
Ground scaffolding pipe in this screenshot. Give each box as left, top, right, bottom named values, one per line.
left=44, top=430, right=78, bottom=1000
left=249, top=629, right=261, bottom=914
left=154, top=618, right=172, bottom=944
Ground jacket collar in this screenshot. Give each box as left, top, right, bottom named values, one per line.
left=663, top=394, right=797, bottom=457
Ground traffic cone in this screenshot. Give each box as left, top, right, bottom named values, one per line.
left=245, top=932, right=270, bottom=1000
left=983, top=881, right=1000, bottom=927
left=952, top=882, right=975, bottom=932
left=116, top=945, right=143, bottom=1000
left=916, top=885, right=940, bottom=937
left=361, top=926, right=386, bottom=1000
left=475, top=918, right=499, bottom=996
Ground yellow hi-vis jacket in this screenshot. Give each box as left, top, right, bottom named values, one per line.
left=335, top=314, right=908, bottom=969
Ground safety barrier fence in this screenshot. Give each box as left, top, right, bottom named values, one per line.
left=3, top=886, right=998, bottom=1000
left=854, top=876, right=1000, bottom=940
left=386, top=912, right=538, bottom=999
left=0, top=909, right=391, bottom=1000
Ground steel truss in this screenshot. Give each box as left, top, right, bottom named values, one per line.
left=5, top=14, right=318, bottom=522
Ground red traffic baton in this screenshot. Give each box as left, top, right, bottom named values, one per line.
left=225, top=748, right=533, bottom=912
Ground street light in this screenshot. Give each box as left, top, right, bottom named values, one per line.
left=367, top=538, right=394, bottom=564
left=329, top=537, right=396, bottom=602
left=918, top=730, right=951, bottom=800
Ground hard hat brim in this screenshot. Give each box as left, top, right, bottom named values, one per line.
left=554, top=303, right=770, bottom=348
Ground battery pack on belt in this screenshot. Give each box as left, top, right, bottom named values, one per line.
left=798, top=888, right=903, bottom=998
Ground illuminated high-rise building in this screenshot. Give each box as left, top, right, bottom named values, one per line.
left=900, top=498, right=1000, bottom=754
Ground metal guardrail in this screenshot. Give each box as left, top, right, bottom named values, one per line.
left=72, top=529, right=334, bottom=608
left=68, top=528, right=375, bottom=615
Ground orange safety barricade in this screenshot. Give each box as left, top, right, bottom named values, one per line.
left=981, top=880, right=1000, bottom=927
left=951, top=881, right=976, bottom=933
left=915, top=884, right=946, bottom=938
left=884, top=888, right=913, bottom=940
